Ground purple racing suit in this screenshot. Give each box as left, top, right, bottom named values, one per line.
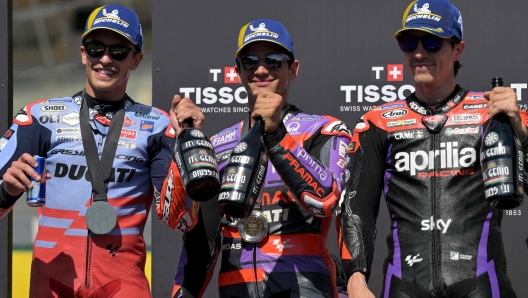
left=170, top=104, right=352, bottom=298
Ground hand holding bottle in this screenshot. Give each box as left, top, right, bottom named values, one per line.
left=252, top=90, right=285, bottom=134
left=170, top=95, right=205, bottom=135
left=484, top=84, right=527, bottom=140
left=480, top=77, right=524, bottom=209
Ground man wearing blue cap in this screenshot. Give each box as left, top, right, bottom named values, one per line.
left=0, top=4, right=201, bottom=297
left=340, top=0, right=526, bottom=297
left=167, top=19, right=352, bottom=297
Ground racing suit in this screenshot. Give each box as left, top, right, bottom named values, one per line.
left=340, top=86, right=525, bottom=298
left=0, top=92, right=195, bottom=297
left=166, top=104, right=352, bottom=298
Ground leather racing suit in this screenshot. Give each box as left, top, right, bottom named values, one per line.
left=340, top=86, right=526, bottom=298
left=167, top=104, right=352, bottom=298
left=0, top=92, right=196, bottom=297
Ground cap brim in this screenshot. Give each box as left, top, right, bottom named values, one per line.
left=235, top=39, right=292, bottom=57
left=393, top=27, right=454, bottom=39
left=82, top=27, right=138, bottom=46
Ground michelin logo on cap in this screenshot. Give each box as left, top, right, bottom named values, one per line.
left=406, top=3, right=442, bottom=23
left=244, top=23, right=279, bottom=42
left=236, top=19, right=294, bottom=57
left=93, top=8, right=130, bottom=28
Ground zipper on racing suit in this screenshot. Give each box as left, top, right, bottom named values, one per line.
left=252, top=243, right=262, bottom=298
left=84, top=231, right=92, bottom=288
left=431, top=132, right=441, bottom=290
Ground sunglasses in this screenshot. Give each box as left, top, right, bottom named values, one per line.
left=237, top=53, right=291, bottom=70
left=397, top=34, right=446, bottom=53
left=83, top=40, right=137, bottom=61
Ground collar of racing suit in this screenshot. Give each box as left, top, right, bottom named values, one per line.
left=72, top=91, right=127, bottom=115
left=413, top=85, right=462, bottom=110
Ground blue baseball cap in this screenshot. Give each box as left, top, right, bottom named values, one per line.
left=394, top=0, right=463, bottom=40
left=236, top=19, right=294, bottom=57
left=82, top=4, right=143, bottom=52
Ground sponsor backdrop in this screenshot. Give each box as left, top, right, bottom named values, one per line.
left=148, top=0, right=528, bottom=297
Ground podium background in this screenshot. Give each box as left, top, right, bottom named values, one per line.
left=151, top=1, right=528, bottom=297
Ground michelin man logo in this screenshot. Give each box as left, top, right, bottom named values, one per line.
left=250, top=23, right=269, bottom=32
left=102, top=8, right=120, bottom=19
left=414, top=3, right=431, bottom=13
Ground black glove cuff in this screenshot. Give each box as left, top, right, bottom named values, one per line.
left=0, top=182, right=22, bottom=209
left=264, top=122, right=287, bottom=149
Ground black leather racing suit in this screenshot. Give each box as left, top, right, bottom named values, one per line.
left=340, top=86, right=525, bottom=298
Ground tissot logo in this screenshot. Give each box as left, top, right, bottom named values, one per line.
left=179, top=67, right=249, bottom=113
left=386, top=64, right=403, bottom=81
left=224, top=67, right=238, bottom=84
left=340, top=64, right=414, bottom=112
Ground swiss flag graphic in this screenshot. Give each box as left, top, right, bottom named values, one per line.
left=387, top=64, right=404, bottom=81
left=224, top=67, right=238, bottom=84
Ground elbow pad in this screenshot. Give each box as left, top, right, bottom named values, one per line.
left=268, top=132, right=340, bottom=218
left=157, top=161, right=199, bottom=232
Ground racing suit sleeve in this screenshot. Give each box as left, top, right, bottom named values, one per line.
left=0, top=103, right=51, bottom=218
left=172, top=197, right=222, bottom=298
left=264, top=121, right=351, bottom=218
left=339, top=119, right=387, bottom=281
left=155, top=126, right=199, bottom=232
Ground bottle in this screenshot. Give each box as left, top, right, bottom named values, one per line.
left=174, top=118, right=220, bottom=202
left=480, top=77, right=524, bottom=209
left=217, top=118, right=268, bottom=218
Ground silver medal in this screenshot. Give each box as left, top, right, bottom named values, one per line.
left=238, top=210, right=269, bottom=243
left=86, top=201, right=117, bottom=235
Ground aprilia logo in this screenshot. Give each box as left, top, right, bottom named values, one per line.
left=395, top=142, right=476, bottom=176
left=409, top=101, right=427, bottom=115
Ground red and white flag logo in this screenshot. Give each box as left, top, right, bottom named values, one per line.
left=387, top=64, right=404, bottom=81
left=120, top=129, right=137, bottom=140
left=224, top=66, right=238, bottom=84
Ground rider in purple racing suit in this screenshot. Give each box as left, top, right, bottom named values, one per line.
left=166, top=19, right=352, bottom=298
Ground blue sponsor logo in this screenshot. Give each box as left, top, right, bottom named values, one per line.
left=375, top=104, right=406, bottom=110
left=140, top=120, right=155, bottom=132
left=134, top=111, right=160, bottom=120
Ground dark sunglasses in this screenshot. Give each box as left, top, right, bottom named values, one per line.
left=397, top=34, right=445, bottom=53
left=236, top=53, right=291, bottom=70
left=83, top=40, right=137, bottom=61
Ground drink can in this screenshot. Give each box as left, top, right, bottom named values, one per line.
left=27, top=156, right=46, bottom=207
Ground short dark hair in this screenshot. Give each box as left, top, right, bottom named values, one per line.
left=450, top=37, right=462, bottom=77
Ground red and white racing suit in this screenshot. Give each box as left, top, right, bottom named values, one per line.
left=0, top=92, right=196, bottom=297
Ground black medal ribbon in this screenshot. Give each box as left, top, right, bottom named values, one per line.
left=79, top=90, right=126, bottom=235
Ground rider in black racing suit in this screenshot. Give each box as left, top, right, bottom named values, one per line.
left=340, top=86, right=527, bottom=297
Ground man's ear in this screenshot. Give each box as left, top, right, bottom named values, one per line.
left=288, top=60, right=300, bottom=83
